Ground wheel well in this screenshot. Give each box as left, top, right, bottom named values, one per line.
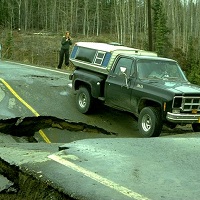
left=74, top=80, right=102, bottom=98
left=138, top=99, right=161, bottom=113
left=74, top=80, right=91, bottom=92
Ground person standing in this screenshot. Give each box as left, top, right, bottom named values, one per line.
left=57, top=31, right=72, bottom=69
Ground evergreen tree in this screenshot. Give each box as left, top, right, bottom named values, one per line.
left=0, top=1, right=9, bottom=27
left=4, top=32, right=13, bottom=59
left=187, top=37, right=200, bottom=84
left=152, top=0, right=171, bottom=57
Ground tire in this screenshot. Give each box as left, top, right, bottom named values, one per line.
left=76, top=86, right=93, bottom=113
left=192, top=123, right=200, bottom=132
left=138, top=107, right=163, bottom=137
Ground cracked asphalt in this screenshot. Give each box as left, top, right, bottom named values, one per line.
left=0, top=61, right=196, bottom=140
left=0, top=61, right=143, bottom=141
left=1, top=60, right=200, bottom=200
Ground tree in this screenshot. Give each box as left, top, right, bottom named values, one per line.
left=147, top=0, right=153, bottom=51
left=1, top=0, right=200, bottom=85
left=152, top=0, right=171, bottom=56
left=0, top=1, right=10, bottom=27
left=187, top=37, right=200, bottom=84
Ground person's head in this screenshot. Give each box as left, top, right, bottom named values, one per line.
left=65, top=31, right=70, bottom=38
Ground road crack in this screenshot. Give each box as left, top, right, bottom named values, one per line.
left=0, top=116, right=115, bottom=137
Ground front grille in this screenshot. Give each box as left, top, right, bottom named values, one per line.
left=182, top=97, right=200, bottom=111
left=173, top=96, right=200, bottom=112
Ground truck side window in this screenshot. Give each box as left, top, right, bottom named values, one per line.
left=113, top=58, right=133, bottom=76
left=137, top=62, right=150, bottom=79
left=75, top=47, right=96, bottom=63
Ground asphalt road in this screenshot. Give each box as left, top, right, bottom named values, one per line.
left=1, top=61, right=200, bottom=200
left=1, top=137, right=200, bottom=200
left=0, top=60, right=142, bottom=142
left=0, top=60, right=195, bottom=143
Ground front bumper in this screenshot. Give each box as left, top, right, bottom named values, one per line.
left=166, top=112, right=200, bottom=123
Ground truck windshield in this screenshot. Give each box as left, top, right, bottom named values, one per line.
left=137, top=59, right=188, bottom=81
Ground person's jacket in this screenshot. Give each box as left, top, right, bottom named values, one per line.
left=61, top=36, right=72, bottom=50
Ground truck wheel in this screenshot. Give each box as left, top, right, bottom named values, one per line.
left=138, top=107, right=162, bottom=137
left=76, top=87, right=93, bottom=113
left=192, top=123, right=200, bottom=132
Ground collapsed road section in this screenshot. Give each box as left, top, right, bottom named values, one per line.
left=0, top=116, right=114, bottom=137
left=0, top=117, right=115, bottom=200
left=1, top=137, right=200, bottom=200
left=0, top=143, right=74, bottom=200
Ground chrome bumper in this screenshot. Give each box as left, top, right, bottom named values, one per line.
left=166, top=112, right=200, bottom=123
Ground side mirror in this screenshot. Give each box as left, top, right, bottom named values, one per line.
left=120, top=67, right=127, bottom=74
left=120, top=67, right=129, bottom=88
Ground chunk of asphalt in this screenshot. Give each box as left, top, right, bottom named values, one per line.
left=0, top=174, right=14, bottom=193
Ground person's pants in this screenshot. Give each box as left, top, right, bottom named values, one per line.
left=57, top=49, right=69, bottom=68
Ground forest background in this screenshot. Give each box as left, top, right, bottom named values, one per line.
left=0, top=0, right=200, bottom=84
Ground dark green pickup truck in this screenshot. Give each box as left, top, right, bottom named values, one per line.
left=69, top=42, right=200, bottom=137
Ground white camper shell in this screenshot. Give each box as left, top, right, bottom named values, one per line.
left=70, top=42, right=157, bottom=74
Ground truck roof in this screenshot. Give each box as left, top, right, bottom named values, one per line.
left=123, top=54, right=176, bottom=62
left=70, top=42, right=158, bottom=74
left=74, top=42, right=157, bottom=56
left=75, top=42, right=139, bottom=52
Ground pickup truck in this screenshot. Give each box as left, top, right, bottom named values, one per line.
left=69, top=42, right=200, bottom=137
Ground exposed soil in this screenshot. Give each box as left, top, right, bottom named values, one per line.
left=0, top=116, right=114, bottom=137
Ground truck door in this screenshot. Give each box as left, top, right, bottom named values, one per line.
left=105, top=57, right=135, bottom=111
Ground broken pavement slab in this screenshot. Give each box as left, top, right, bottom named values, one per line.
left=0, top=174, right=14, bottom=193
left=0, top=143, right=72, bottom=199
left=0, top=138, right=200, bottom=199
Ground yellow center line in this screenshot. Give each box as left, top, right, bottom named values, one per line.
left=0, top=78, right=51, bottom=143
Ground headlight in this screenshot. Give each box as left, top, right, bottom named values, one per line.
left=173, top=97, right=182, bottom=108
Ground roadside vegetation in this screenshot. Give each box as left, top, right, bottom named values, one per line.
left=0, top=30, right=115, bottom=70
left=0, top=0, right=200, bottom=84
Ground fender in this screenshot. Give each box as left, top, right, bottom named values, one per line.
left=72, top=68, right=107, bottom=98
